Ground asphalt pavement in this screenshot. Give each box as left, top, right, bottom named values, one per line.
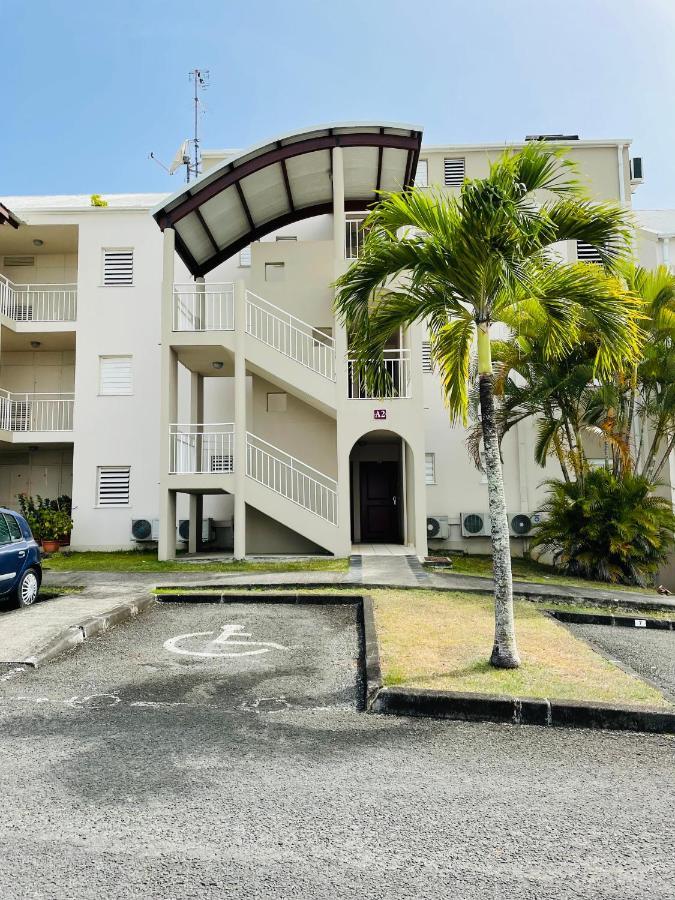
left=1, top=598, right=674, bottom=899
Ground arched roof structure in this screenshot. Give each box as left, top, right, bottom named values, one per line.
left=152, top=122, right=423, bottom=277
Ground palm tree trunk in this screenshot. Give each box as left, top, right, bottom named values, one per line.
left=477, top=322, right=521, bottom=669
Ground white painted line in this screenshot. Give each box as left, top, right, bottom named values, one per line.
left=163, top=623, right=287, bottom=659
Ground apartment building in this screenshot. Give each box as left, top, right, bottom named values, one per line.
left=0, top=121, right=656, bottom=563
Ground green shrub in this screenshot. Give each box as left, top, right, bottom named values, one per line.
left=17, top=494, right=73, bottom=542
left=531, top=469, right=675, bottom=587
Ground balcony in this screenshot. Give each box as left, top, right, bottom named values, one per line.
left=347, top=349, right=411, bottom=399
left=0, top=274, right=77, bottom=323
left=173, top=283, right=234, bottom=331
left=169, top=423, right=235, bottom=474
left=0, top=390, right=74, bottom=432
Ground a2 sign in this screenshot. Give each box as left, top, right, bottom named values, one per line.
left=373, top=409, right=387, bottom=420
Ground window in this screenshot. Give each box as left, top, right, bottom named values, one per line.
left=3, top=514, right=22, bottom=541
left=97, top=466, right=130, bottom=506
left=239, top=246, right=251, bottom=267
left=265, top=262, right=285, bottom=282
left=422, top=341, right=433, bottom=373
left=275, top=235, right=297, bottom=241
left=267, top=392, right=288, bottom=412
left=103, top=249, right=134, bottom=286
left=444, top=158, right=465, bottom=186
left=425, top=453, right=436, bottom=485
left=576, top=241, right=603, bottom=264
left=99, top=356, right=133, bottom=395
left=415, top=160, right=428, bottom=188
left=0, top=515, right=10, bottom=544
left=345, top=216, right=367, bottom=259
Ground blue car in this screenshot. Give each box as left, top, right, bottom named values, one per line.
left=0, top=507, right=42, bottom=608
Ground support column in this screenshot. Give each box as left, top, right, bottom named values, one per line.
left=332, top=145, right=352, bottom=557
left=188, top=371, right=204, bottom=554
left=158, top=227, right=177, bottom=561
left=233, top=280, right=247, bottom=559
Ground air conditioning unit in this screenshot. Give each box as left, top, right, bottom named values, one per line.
left=510, top=513, right=534, bottom=537
left=426, top=515, right=449, bottom=540
left=630, top=157, right=644, bottom=186
left=131, top=518, right=159, bottom=542
left=177, top=517, right=215, bottom=543
left=460, top=512, right=490, bottom=537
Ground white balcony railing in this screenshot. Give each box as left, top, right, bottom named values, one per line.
left=245, top=291, right=336, bottom=381
left=246, top=432, right=338, bottom=525
left=173, top=283, right=234, bottom=331
left=348, top=349, right=412, bottom=399
left=345, top=217, right=367, bottom=260
left=0, top=390, right=74, bottom=432
left=0, top=274, right=77, bottom=322
left=169, top=424, right=235, bottom=474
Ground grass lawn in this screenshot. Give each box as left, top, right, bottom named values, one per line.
left=372, top=589, right=670, bottom=707
left=438, top=553, right=660, bottom=595
left=42, top=550, right=348, bottom=575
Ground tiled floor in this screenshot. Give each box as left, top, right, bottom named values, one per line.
left=350, top=543, right=413, bottom=556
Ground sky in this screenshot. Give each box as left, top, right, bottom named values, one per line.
left=3, top=0, right=675, bottom=208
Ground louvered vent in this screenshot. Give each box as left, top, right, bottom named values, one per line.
left=97, top=466, right=130, bottom=506
left=103, top=249, right=134, bottom=285
left=422, top=341, right=433, bottom=373
left=576, top=241, right=603, bottom=264
left=444, top=158, right=465, bottom=186
left=3, top=256, right=34, bottom=267
left=99, top=356, right=133, bottom=395
left=239, top=246, right=251, bottom=266
left=415, top=160, right=428, bottom=187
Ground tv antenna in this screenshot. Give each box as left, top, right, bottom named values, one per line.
left=149, top=68, right=210, bottom=183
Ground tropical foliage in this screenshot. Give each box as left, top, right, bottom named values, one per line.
left=18, top=494, right=73, bottom=542
left=531, top=469, right=675, bottom=586
left=334, top=143, right=641, bottom=667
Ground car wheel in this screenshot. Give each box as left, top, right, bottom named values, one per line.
left=15, top=568, right=40, bottom=608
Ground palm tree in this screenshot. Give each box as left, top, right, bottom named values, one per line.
left=334, top=144, right=641, bottom=668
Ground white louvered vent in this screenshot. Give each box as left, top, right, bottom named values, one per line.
left=415, top=160, right=428, bottom=187
left=422, top=341, right=433, bottom=373
left=99, top=356, right=133, bottom=395
left=3, top=256, right=34, bottom=267
left=239, top=246, right=251, bottom=266
left=425, top=453, right=436, bottom=484
left=444, top=158, right=465, bottom=186
left=103, top=249, right=134, bottom=285
left=576, top=241, right=603, bottom=264
left=97, top=466, right=130, bottom=506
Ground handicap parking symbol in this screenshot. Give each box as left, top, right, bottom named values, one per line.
left=163, top=623, right=287, bottom=659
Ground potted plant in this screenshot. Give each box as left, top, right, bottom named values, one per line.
left=18, top=494, right=73, bottom=553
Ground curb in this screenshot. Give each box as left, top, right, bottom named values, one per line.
left=151, top=579, right=675, bottom=613
left=20, top=593, right=156, bottom=668
left=548, top=609, right=675, bottom=630
left=371, top=687, right=675, bottom=734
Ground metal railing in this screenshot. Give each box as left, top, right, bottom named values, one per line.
left=173, top=283, right=235, bottom=331
left=0, top=274, right=77, bottom=322
left=169, top=424, right=235, bottom=474
left=348, top=349, right=412, bottom=399
left=245, top=291, right=336, bottom=381
left=0, top=389, right=74, bottom=432
left=345, top=217, right=367, bottom=260
left=246, top=431, right=338, bottom=525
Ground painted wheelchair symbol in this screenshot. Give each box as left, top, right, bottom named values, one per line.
left=163, top=623, right=287, bottom=659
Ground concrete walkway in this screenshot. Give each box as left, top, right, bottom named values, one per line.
left=1, top=555, right=672, bottom=668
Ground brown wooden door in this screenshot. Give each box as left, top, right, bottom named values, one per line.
left=360, top=461, right=400, bottom=542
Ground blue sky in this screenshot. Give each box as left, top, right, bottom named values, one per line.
left=3, top=0, right=675, bottom=207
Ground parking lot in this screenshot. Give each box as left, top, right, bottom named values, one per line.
left=0, top=598, right=674, bottom=899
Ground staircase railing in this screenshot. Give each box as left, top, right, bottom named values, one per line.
left=0, top=274, right=77, bottom=322
left=246, top=431, right=338, bottom=525
left=173, top=283, right=235, bottom=331
left=169, top=424, right=235, bottom=474
left=245, top=290, right=335, bottom=381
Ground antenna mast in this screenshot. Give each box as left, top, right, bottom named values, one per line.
left=188, top=68, right=209, bottom=182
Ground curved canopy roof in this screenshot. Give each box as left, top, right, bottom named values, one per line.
left=152, top=122, right=423, bottom=277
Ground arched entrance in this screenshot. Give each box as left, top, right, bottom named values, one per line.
left=349, top=430, right=415, bottom=547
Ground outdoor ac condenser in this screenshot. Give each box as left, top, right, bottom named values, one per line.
left=131, top=518, right=159, bottom=542
left=426, top=515, right=449, bottom=540
left=460, top=512, right=491, bottom=537
left=177, top=518, right=215, bottom=543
